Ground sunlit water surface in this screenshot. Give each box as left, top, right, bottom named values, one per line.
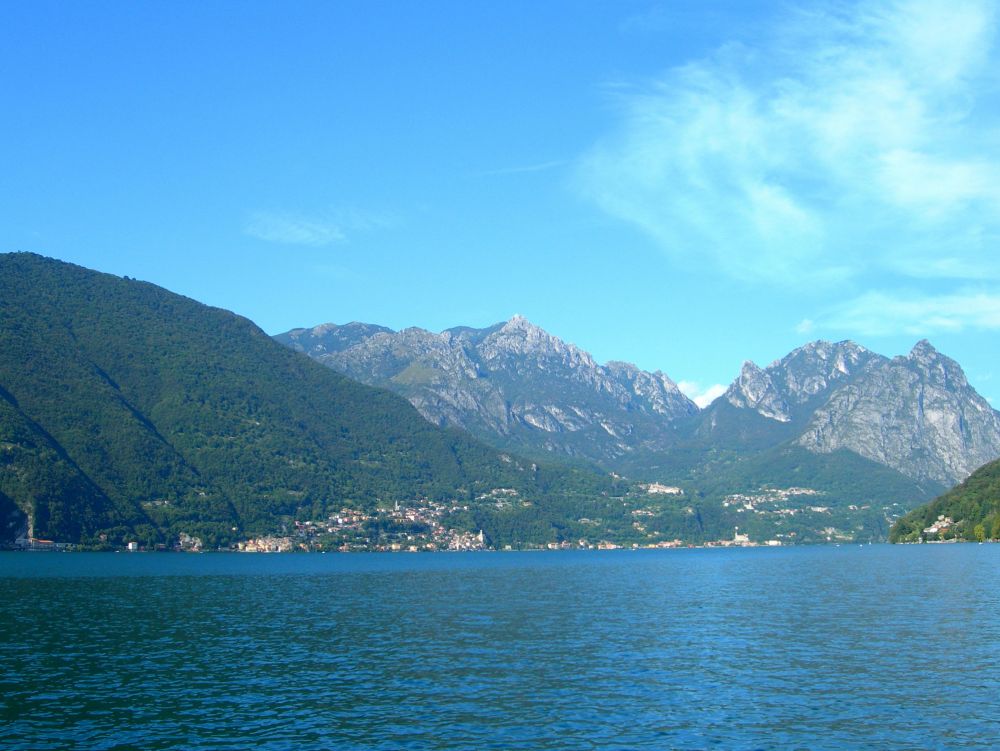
left=2, top=545, right=998, bottom=750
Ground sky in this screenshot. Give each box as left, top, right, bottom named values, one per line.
left=2, top=0, right=999, bottom=407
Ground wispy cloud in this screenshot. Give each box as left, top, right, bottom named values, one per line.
left=678, top=380, right=727, bottom=408
left=482, top=159, right=567, bottom=176
left=578, top=0, right=1000, bottom=285
left=813, top=288, right=1000, bottom=336
left=244, top=208, right=394, bottom=246
left=245, top=212, right=346, bottom=246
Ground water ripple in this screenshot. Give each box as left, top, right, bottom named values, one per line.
left=2, top=546, right=999, bottom=749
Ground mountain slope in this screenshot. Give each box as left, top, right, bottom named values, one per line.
left=276, top=315, right=698, bottom=464
left=890, top=458, right=1000, bottom=542
left=0, top=389, right=119, bottom=542
left=0, top=253, right=612, bottom=546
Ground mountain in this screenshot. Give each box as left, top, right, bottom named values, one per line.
left=278, top=321, right=1000, bottom=490
left=890, top=457, right=1000, bottom=542
left=713, top=339, right=1000, bottom=488
left=15, top=252, right=991, bottom=549
left=796, top=341, right=1000, bottom=487
left=0, top=253, right=618, bottom=548
left=277, top=319, right=1000, bottom=542
left=720, top=340, right=877, bottom=424
left=683, top=341, right=876, bottom=457
left=276, top=315, right=698, bottom=464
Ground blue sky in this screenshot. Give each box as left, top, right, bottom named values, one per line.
left=3, top=0, right=998, bottom=406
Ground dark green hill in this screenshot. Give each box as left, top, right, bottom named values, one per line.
left=0, top=253, right=614, bottom=547
left=0, top=390, right=119, bottom=542
left=890, top=458, right=1000, bottom=542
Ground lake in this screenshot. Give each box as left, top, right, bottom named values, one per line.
left=2, top=545, right=998, bottom=749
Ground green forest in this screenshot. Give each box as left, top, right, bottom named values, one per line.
left=890, top=458, right=1000, bottom=542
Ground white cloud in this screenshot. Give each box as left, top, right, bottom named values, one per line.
left=816, top=288, right=1000, bottom=336
left=795, top=318, right=815, bottom=335
left=245, top=208, right=393, bottom=246
left=577, top=0, right=1000, bottom=285
left=678, top=380, right=728, bottom=408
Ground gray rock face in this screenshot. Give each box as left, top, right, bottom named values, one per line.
left=718, top=339, right=1000, bottom=487
left=725, top=341, right=876, bottom=422
left=796, top=341, right=1000, bottom=487
left=275, top=315, right=698, bottom=462
left=725, top=361, right=792, bottom=422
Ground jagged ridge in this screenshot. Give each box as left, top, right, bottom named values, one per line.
left=276, top=315, right=699, bottom=463
left=721, top=340, right=1000, bottom=487
left=280, top=323, right=1000, bottom=491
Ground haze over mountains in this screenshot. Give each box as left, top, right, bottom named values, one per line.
left=278, top=319, right=1000, bottom=491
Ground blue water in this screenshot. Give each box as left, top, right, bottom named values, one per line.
left=2, top=546, right=998, bottom=749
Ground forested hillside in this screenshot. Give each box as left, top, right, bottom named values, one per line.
left=891, top=458, right=1000, bottom=542
left=0, top=253, right=614, bottom=547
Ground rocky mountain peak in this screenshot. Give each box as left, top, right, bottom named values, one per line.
left=792, top=339, right=869, bottom=365
left=721, top=340, right=878, bottom=424
left=606, top=360, right=681, bottom=390
left=308, top=322, right=339, bottom=336
left=480, top=316, right=595, bottom=369
left=904, top=339, right=968, bottom=390
left=725, top=361, right=791, bottom=422
left=504, top=313, right=532, bottom=328
left=797, top=340, right=1000, bottom=486
left=496, top=314, right=551, bottom=341
left=778, top=339, right=870, bottom=369
left=909, top=339, right=938, bottom=359
left=773, top=340, right=876, bottom=403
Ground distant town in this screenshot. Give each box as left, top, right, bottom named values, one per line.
left=6, top=484, right=923, bottom=553
left=11, top=500, right=784, bottom=554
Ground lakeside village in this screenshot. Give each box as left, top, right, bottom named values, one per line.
left=10, top=482, right=907, bottom=552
